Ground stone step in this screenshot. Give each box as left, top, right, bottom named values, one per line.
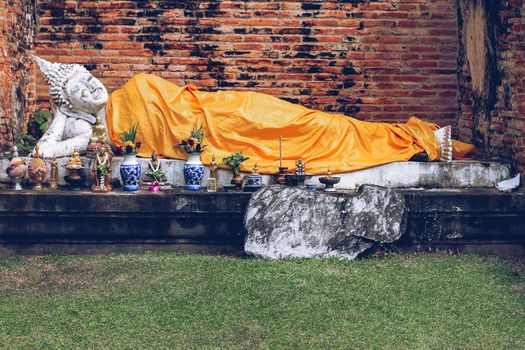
left=0, top=157, right=511, bottom=189
left=0, top=188, right=523, bottom=255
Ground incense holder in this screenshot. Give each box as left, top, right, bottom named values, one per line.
left=319, top=176, right=340, bottom=192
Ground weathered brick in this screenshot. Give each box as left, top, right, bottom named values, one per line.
left=0, top=0, right=36, bottom=147
left=0, top=1, right=476, bottom=151
left=457, top=0, right=525, bottom=174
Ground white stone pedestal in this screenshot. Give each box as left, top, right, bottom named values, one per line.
left=0, top=157, right=511, bottom=189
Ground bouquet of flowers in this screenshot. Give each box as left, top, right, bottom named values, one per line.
left=97, top=162, right=109, bottom=176
left=222, top=151, right=249, bottom=175
left=151, top=168, right=166, bottom=183
left=178, top=124, right=207, bottom=154
left=118, top=124, right=141, bottom=155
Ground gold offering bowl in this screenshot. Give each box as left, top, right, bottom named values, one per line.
left=65, top=165, right=84, bottom=179
left=65, top=165, right=85, bottom=190
left=28, top=159, right=48, bottom=191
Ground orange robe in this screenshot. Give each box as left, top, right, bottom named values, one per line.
left=106, top=74, right=475, bottom=174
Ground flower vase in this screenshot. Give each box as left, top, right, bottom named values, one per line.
left=184, top=153, right=204, bottom=190
left=231, top=173, right=243, bottom=190
left=120, top=153, right=142, bottom=191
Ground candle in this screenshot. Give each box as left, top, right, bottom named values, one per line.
left=279, top=136, right=282, bottom=167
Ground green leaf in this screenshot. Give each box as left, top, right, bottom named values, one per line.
left=119, top=124, right=140, bottom=143
left=18, top=109, right=52, bottom=149
left=222, top=151, right=249, bottom=174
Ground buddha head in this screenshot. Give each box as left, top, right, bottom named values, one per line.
left=33, top=56, right=108, bottom=115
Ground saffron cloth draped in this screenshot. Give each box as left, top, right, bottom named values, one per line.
left=106, top=74, right=475, bottom=174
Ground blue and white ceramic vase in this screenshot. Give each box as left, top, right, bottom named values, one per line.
left=120, top=153, right=142, bottom=191
left=184, top=152, right=204, bottom=190
left=246, top=174, right=263, bottom=187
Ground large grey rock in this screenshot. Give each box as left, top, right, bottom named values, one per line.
left=244, top=185, right=406, bottom=259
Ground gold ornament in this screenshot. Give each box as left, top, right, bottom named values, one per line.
left=28, top=145, right=48, bottom=191
left=50, top=157, right=59, bottom=190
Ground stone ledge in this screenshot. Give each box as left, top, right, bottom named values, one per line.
left=0, top=188, right=523, bottom=256
left=0, top=188, right=251, bottom=213
left=0, top=157, right=511, bottom=189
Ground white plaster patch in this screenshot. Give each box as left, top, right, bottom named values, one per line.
left=0, top=158, right=511, bottom=188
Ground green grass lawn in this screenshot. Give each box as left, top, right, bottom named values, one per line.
left=0, top=253, right=524, bottom=349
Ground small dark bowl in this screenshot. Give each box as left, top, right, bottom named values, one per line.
left=285, top=174, right=313, bottom=186
left=243, top=185, right=263, bottom=193
left=222, top=184, right=238, bottom=192
left=318, top=176, right=341, bottom=186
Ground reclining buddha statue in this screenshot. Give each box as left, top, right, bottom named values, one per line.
left=34, top=57, right=475, bottom=174
left=32, top=56, right=109, bottom=158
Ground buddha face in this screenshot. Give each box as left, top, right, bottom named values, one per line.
left=65, top=71, right=108, bottom=114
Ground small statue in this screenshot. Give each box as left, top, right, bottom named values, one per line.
left=91, top=142, right=113, bottom=192
left=28, top=145, right=48, bottom=191
left=210, top=154, right=218, bottom=181
left=64, top=147, right=85, bottom=190
left=295, top=158, right=305, bottom=175
left=90, top=114, right=107, bottom=144
left=67, top=147, right=83, bottom=169
left=143, top=150, right=167, bottom=185
left=6, top=146, right=27, bottom=191
left=87, top=114, right=109, bottom=157
left=252, top=163, right=259, bottom=175
left=49, top=157, right=59, bottom=190
left=285, top=159, right=312, bottom=187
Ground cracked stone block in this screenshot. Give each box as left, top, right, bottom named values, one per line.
left=244, top=185, right=406, bottom=259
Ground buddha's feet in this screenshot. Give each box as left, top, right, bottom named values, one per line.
left=434, top=125, right=452, bottom=162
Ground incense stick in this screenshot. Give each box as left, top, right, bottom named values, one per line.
left=279, top=136, right=282, bottom=167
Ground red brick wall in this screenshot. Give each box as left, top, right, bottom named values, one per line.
left=457, top=0, right=525, bottom=174
left=0, top=0, right=36, bottom=148
left=35, top=0, right=459, bottom=126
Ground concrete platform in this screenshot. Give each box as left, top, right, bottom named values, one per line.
left=0, top=187, right=523, bottom=255
left=0, top=157, right=512, bottom=189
